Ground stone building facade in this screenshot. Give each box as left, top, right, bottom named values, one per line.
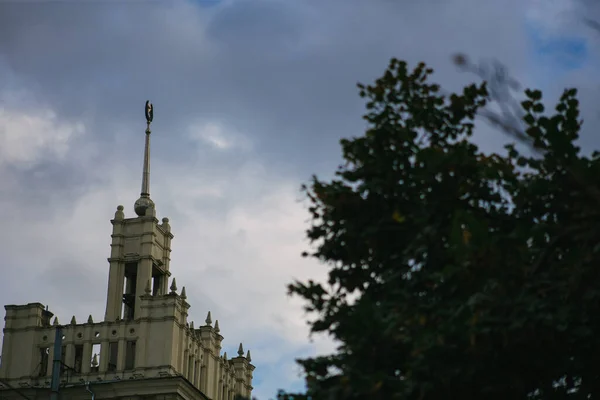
left=0, top=103, right=255, bottom=400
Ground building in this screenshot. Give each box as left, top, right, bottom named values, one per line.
left=0, top=102, right=255, bottom=400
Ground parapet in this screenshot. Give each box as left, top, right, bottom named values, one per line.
left=3, top=303, right=53, bottom=330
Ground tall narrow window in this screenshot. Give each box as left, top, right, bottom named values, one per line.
left=125, top=341, right=136, bottom=370
left=108, top=342, right=118, bottom=372
left=91, top=344, right=101, bottom=372
left=152, top=275, right=162, bottom=296
left=59, top=346, right=66, bottom=376
left=194, top=360, right=200, bottom=387
left=183, top=350, right=189, bottom=376
left=74, top=345, right=83, bottom=373
left=188, top=354, right=194, bottom=381
left=199, top=365, right=205, bottom=391
left=39, top=348, right=49, bottom=376
left=122, top=275, right=137, bottom=320
left=122, top=263, right=138, bottom=320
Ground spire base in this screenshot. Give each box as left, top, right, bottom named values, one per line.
left=134, top=195, right=155, bottom=217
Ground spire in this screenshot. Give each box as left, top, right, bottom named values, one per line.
left=134, top=100, right=155, bottom=217
left=238, top=343, right=244, bottom=357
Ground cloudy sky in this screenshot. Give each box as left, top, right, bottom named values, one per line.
left=0, top=0, right=598, bottom=398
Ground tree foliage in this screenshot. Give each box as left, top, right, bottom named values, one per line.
left=281, top=59, right=600, bottom=399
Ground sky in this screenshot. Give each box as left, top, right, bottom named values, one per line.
left=0, top=0, right=599, bottom=399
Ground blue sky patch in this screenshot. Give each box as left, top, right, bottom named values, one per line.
left=525, top=21, right=589, bottom=72
left=191, top=0, right=222, bottom=8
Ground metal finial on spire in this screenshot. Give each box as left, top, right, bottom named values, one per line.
left=134, top=100, right=155, bottom=217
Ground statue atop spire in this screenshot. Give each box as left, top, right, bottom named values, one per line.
left=134, top=100, right=156, bottom=216
left=145, top=100, right=154, bottom=123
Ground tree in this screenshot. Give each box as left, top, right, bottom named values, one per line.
left=280, top=59, right=600, bottom=399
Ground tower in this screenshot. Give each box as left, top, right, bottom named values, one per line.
left=0, top=102, right=255, bottom=400
left=104, top=100, right=172, bottom=323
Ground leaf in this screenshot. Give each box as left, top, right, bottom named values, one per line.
left=462, top=228, right=472, bottom=245
left=372, top=381, right=383, bottom=392
left=392, top=210, right=405, bottom=223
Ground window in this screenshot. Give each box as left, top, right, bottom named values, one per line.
left=108, top=342, right=118, bottom=372
left=125, top=341, right=136, bottom=370
left=91, top=344, right=101, bottom=372
left=152, top=275, right=163, bottom=296
left=39, top=347, right=49, bottom=376
left=59, top=346, right=66, bottom=375
left=188, top=354, right=194, bottom=381
left=74, top=345, right=83, bottom=373
left=122, top=274, right=137, bottom=320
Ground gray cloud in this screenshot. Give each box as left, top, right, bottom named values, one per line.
left=0, top=0, right=531, bottom=172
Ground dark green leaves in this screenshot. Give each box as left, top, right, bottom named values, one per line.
left=281, top=60, right=600, bottom=400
